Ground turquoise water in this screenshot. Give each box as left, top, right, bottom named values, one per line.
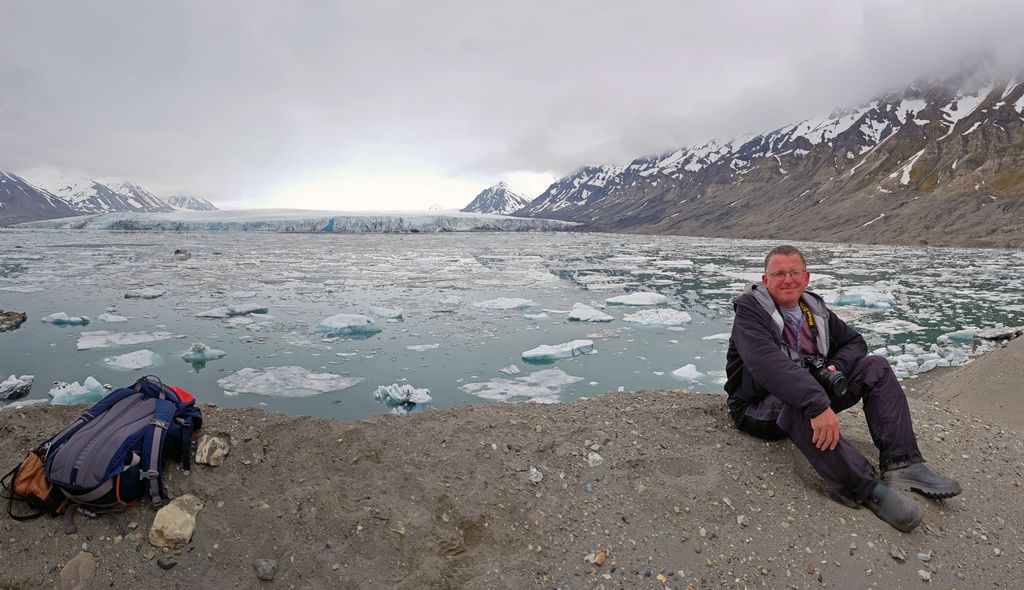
left=1, top=229, right=1021, bottom=420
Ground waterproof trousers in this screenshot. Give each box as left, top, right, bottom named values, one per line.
left=736, top=355, right=924, bottom=503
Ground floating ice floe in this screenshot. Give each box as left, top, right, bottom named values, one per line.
left=228, top=290, right=258, bottom=299
left=522, top=339, right=594, bottom=362
left=0, top=375, right=34, bottom=400
left=523, top=312, right=549, bottom=320
left=473, top=297, right=533, bottom=310
left=702, top=333, right=731, bottom=341
left=623, top=309, right=692, bottom=325
left=217, top=366, right=363, bottom=398
left=406, top=343, right=440, bottom=352
left=671, top=364, right=705, bottom=381
left=653, top=259, right=694, bottom=268
left=196, top=303, right=269, bottom=318
left=369, top=306, right=403, bottom=319
left=181, top=342, right=227, bottom=362
left=97, top=313, right=128, bottom=323
left=937, top=329, right=976, bottom=343
left=568, top=303, right=614, bottom=323
left=103, top=349, right=160, bottom=370
left=40, top=312, right=90, bottom=325
left=825, top=287, right=896, bottom=309
left=49, top=377, right=111, bottom=405
left=499, top=364, right=521, bottom=375
left=459, top=368, right=583, bottom=404
left=124, top=287, right=166, bottom=299
left=605, top=292, right=670, bottom=306
left=76, top=330, right=180, bottom=350
left=315, top=313, right=382, bottom=337
left=438, top=295, right=462, bottom=306
left=373, top=383, right=432, bottom=414
left=859, top=319, right=925, bottom=335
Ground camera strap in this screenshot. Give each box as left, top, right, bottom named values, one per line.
left=798, top=300, right=815, bottom=327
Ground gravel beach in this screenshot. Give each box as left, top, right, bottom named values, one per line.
left=2, top=339, right=1022, bottom=589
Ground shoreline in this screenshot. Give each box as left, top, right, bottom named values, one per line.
left=2, top=341, right=1022, bottom=588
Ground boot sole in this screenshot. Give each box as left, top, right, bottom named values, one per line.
left=883, top=477, right=962, bottom=499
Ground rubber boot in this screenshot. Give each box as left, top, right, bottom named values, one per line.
left=882, top=462, right=961, bottom=499
left=863, top=483, right=922, bottom=533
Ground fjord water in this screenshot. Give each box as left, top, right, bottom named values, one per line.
left=1, top=229, right=1021, bottom=421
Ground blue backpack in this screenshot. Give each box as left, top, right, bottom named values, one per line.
left=42, top=376, right=202, bottom=513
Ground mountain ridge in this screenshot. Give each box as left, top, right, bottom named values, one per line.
left=461, top=181, right=531, bottom=215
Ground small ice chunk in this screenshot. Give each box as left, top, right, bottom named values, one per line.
left=605, top=292, right=670, bottom=306
left=77, top=330, right=179, bottom=350
left=499, top=364, right=521, bottom=375
left=103, top=350, right=160, bottom=370
left=623, top=309, right=692, bottom=325
left=438, top=295, right=462, bottom=305
left=460, top=368, right=583, bottom=404
left=181, top=341, right=227, bottom=362
left=217, top=366, right=363, bottom=398
left=97, top=313, right=128, bottom=323
left=523, top=312, right=550, bottom=320
left=473, top=297, right=533, bottom=310
left=406, top=343, right=440, bottom=352
left=228, top=290, right=258, bottom=299
left=671, top=364, right=705, bottom=381
left=829, top=287, right=896, bottom=308
left=702, top=333, right=731, bottom=341
left=522, top=339, right=594, bottom=362
left=373, top=383, right=432, bottom=413
left=369, top=306, right=403, bottom=319
left=568, top=303, right=614, bottom=322
left=938, top=329, right=976, bottom=343
left=40, top=312, right=90, bottom=325
left=196, top=303, right=269, bottom=318
left=0, top=375, right=34, bottom=401
left=315, top=313, right=382, bottom=337
left=49, top=377, right=111, bottom=405
left=124, top=287, right=166, bottom=299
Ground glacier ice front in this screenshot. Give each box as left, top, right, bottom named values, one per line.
left=315, top=314, right=382, bottom=337
left=217, top=366, right=363, bottom=398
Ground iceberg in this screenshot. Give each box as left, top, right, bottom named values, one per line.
left=671, top=364, right=705, bottom=381
left=124, top=287, right=166, bottom=299
left=0, top=374, right=33, bottom=401
left=605, top=293, right=670, bottom=306
left=373, top=383, right=432, bottom=414
left=196, top=303, right=269, bottom=318
left=568, top=303, right=614, bottom=323
left=103, top=349, right=160, bottom=370
left=97, top=313, right=128, bottom=323
left=76, top=330, right=179, bottom=350
left=315, top=313, right=382, bottom=337
left=49, top=377, right=111, bottom=405
left=459, top=368, right=583, bottom=404
left=217, top=366, right=363, bottom=398
left=623, top=309, right=692, bottom=325
left=522, top=339, right=594, bottom=362
left=181, top=341, right=227, bottom=362
left=40, top=312, right=90, bottom=325
left=827, top=287, right=896, bottom=309
left=473, top=297, right=533, bottom=310
left=368, top=306, right=403, bottom=319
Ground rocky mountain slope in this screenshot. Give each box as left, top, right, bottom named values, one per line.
left=0, top=172, right=80, bottom=225
left=462, top=181, right=531, bottom=215
left=517, top=72, right=1024, bottom=247
left=165, top=195, right=219, bottom=211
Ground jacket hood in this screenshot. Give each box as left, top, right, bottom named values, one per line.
left=737, top=283, right=829, bottom=357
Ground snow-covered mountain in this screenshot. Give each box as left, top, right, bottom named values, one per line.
left=0, top=172, right=80, bottom=225
left=461, top=182, right=531, bottom=215
left=518, top=69, right=1024, bottom=247
left=22, top=171, right=174, bottom=215
left=165, top=195, right=218, bottom=211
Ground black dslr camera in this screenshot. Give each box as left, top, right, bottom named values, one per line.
left=805, top=356, right=849, bottom=400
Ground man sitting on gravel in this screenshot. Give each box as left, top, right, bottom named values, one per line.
left=724, top=245, right=961, bottom=533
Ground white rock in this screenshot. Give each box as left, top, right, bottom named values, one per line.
left=195, top=435, right=230, bottom=467
left=149, top=494, right=204, bottom=549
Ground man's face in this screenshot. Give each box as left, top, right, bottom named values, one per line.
left=762, top=253, right=809, bottom=308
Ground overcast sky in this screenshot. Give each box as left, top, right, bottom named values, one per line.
left=2, top=0, right=1022, bottom=210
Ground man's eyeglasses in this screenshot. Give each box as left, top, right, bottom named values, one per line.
left=767, top=269, right=806, bottom=280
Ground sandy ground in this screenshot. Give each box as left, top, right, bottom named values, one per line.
left=1, top=342, right=1023, bottom=589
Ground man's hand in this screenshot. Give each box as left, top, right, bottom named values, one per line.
left=810, top=407, right=840, bottom=451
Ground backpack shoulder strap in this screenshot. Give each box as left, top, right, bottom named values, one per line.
left=141, top=399, right=175, bottom=508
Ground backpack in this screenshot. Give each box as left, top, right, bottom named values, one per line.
left=41, top=375, right=202, bottom=513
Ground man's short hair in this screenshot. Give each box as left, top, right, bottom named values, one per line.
left=764, top=245, right=807, bottom=271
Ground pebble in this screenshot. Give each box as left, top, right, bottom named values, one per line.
left=691, top=537, right=702, bottom=553
left=917, top=550, right=932, bottom=562
left=890, top=544, right=906, bottom=562
left=254, top=558, right=278, bottom=581
left=57, top=551, right=95, bottom=590
left=736, top=515, right=749, bottom=527
left=157, top=558, right=178, bottom=570
left=529, top=467, right=543, bottom=484
left=918, top=569, right=931, bottom=581
left=587, top=452, right=604, bottom=467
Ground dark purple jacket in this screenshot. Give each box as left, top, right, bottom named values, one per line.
left=725, top=283, right=867, bottom=422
